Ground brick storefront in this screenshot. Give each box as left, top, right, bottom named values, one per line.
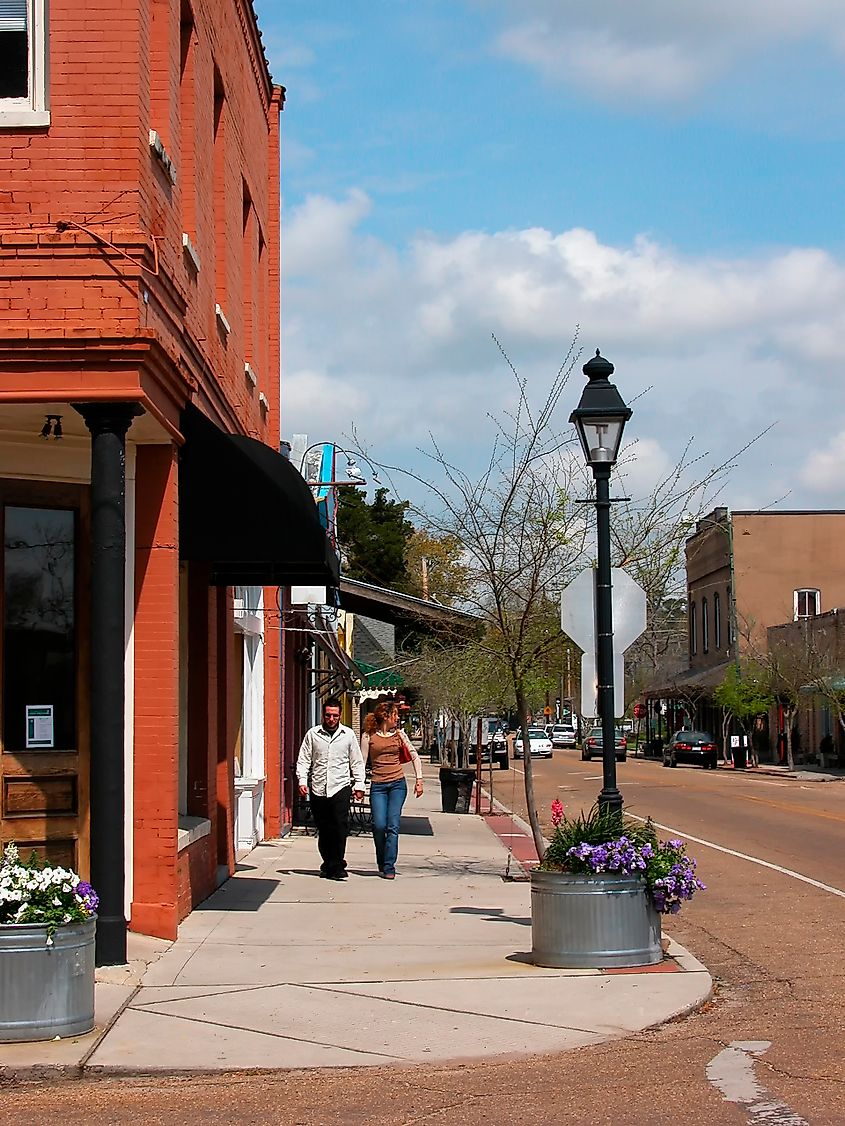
left=0, top=0, right=335, bottom=960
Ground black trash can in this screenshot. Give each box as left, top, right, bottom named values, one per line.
left=733, top=742, right=747, bottom=770
left=439, top=768, right=475, bottom=813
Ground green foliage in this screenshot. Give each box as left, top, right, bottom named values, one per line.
left=713, top=663, right=772, bottom=729
left=336, top=487, right=414, bottom=589
left=403, top=528, right=469, bottom=605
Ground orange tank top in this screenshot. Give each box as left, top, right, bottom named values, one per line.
left=368, top=730, right=405, bottom=783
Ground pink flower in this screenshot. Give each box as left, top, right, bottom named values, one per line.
left=551, top=799, right=564, bottom=827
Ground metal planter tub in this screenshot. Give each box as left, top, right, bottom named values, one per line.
left=0, top=916, right=96, bottom=1041
left=531, top=870, right=661, bottom=969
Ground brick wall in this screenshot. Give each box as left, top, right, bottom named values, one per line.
left=177, top=833, right=216, bottom=921
left=131, top=443, right=180, bottom=940
left=0, top=0, right=282, bottom=443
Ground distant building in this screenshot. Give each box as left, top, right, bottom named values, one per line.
left=645, top=507, right=845, bottom=759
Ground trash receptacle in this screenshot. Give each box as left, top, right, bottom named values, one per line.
left=439, top=768, right=475, bottom=813
left=733, top=743, right=747, bottom=769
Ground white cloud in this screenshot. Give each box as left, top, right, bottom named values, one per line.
left=284, top=189, right=373, bottom=275
left=487, top=0, right=845, bottom=102
left=281, top=190, right=845, bottom=509
left=800, top=428, right=845, bottom=493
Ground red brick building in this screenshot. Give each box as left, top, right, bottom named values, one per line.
left=0, top=0, right=336, bottom=963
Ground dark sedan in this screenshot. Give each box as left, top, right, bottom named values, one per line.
left=581, top=726, right=627, bottom=762
left=662, top=730, right=719, bottom=769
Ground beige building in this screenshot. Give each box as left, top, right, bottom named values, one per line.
left=686, top=507, right=845, bottom=673
left=644, top=508, right=845, bottom=761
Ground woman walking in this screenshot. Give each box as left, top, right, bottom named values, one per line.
left=362, top=701, right=424, bottom=878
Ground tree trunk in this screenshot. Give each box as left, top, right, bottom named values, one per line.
left=784, top=707, right=795, bottom=771
left=721, top=708, right=732, bottom=764
left=515, top=681, right=545, bottom=860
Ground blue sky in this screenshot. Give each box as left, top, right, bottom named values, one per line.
left=254, top=1, right=845, bottom=512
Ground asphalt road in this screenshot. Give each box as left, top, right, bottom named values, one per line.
left=4, top=753, right=845, bottom=1125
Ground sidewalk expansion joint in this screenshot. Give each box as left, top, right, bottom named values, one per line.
left=301, top=981, right=607, bottom=1037
left=104, top=1005, right=412, bottom=1063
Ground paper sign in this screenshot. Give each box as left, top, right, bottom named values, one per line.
left=730, top=735, right=740, bottom=748
left=25, top=705, right=54, bottom=749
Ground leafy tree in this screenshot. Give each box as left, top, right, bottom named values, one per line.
left=713, top=663, right=773, bottom=764
left=762, top=627, right=827, bottom=771
left=403, top=528, right=469, bottom=605
left=336, top=486, right=414, bottom=589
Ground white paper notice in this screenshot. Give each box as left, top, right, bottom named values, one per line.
left=25, top=705, right=54, bottom=749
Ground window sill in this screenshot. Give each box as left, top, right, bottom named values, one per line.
left=177, top=815, right=212, bottom=853
left=0, top=109, right=50, bottom=129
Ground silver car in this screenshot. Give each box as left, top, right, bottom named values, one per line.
left=513, top=727, right=554, bottom=759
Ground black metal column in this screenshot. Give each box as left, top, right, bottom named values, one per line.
left=594, top=464, right=622, bottom=817
left=76, top=403, right=142, bottom=966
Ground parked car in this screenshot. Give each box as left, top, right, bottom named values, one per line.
left=550, top=724, right=577, bottom=748
left=513, top=727, right=554, bottom=759
left=662, top=730, right=719, bottom=769
left=581, top=726, right=627, bottom=762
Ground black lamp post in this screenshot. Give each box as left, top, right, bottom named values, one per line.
left=570, top=350, right=632, bottom=818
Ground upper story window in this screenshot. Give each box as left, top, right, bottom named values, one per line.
left=794, top=589, right=820, bottom=620
left=0, top=0, right=49, bottom=127
left=714, top=592, right=721, bottom=650
left=701, top=596, right=709, bottom=654
left=689, top=599, right=697, bottom=657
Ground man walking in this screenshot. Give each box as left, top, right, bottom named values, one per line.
left=296, top=697, right=365, bottom=880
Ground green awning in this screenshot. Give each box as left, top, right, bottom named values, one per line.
left=356, top=661, right=404, bottom=689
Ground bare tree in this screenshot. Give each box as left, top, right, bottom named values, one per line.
left=354, top=336, right=767, bottom=856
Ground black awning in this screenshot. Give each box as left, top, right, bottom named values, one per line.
left=179, top=404, right=340, bottom=587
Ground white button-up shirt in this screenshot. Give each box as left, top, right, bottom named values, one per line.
left=296, top=723, right=365, bottom=798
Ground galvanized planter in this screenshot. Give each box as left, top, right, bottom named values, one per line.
left=0, top=916, right=96, bottom=1041
left=531, top=870, right=661, bottom=969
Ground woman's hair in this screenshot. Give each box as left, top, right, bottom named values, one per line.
left=364, top=700, right=398, bottom=735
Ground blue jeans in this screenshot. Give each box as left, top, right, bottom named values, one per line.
left=369, top=777, right=407, bottom=875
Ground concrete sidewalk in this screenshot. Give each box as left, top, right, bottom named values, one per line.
left=0, top=769, right=711, bottom=1078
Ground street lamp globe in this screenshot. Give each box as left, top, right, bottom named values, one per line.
left=569, top=350, right=632, bottom=467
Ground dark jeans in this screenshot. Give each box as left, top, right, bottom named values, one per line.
left=309, top=786, right=351, bottom=876
left=370, top=777, right=407, bottom=875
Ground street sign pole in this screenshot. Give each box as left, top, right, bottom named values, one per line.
left=594, top=465, right=622, bottom=817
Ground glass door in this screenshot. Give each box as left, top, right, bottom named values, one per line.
left=0, top=481, right=89, bottom=874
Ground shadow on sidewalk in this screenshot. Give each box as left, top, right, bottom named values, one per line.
left=398, top=815, right=434, bottom=836
left=450, top=905, right=531, bottom=926
left=194, top=876, right=278, bottom=912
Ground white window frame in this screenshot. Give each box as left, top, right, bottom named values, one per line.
left=233, top=586, right=265, bottom=782
left=0, top=0, right=50, bottom=128
left=794, top=588, right=820, bottom=620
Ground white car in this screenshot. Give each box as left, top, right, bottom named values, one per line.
left=550, top=724, right=577, bottom=748
left=513, top=727, right=553, bottom=758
